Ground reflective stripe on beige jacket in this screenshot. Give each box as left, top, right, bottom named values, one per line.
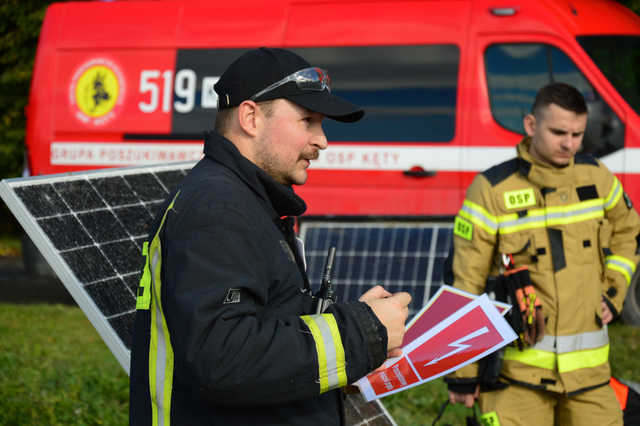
left=449, top=137, right=640, bottom=394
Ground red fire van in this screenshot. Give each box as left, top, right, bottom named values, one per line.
left=23, top=0, right=640, bottom=322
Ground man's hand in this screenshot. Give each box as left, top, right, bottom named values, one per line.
left=601, top=300, right=614, bottom=325
left=359, top=286, right=411, bottom=355
left=448, top=386, right=479, bottom=408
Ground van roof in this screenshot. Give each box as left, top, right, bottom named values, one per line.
left=44, top=0, right=639, bottom=49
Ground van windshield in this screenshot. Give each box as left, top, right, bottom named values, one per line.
left=577, top=35, right=640, bottom=115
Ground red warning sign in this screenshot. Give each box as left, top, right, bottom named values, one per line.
left=357, top=293, right=516, bottom=401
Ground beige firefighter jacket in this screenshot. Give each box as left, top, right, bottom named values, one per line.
left=448, top=137, right=640, bottom=395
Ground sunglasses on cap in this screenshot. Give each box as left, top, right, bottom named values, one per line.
left=249, top=67, right=331, bottom=101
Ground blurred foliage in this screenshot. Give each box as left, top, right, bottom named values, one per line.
left=0, top=0, right=54, bottom=180
left=0, top=0, right=56, bottom=236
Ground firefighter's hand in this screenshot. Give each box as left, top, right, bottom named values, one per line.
left=601, top=301, right=614, bottom=325
left=448, top=386, right=479, bottom=408
left=360, top=286, right=411, bottom=352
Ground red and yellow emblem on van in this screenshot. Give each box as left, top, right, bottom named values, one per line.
left=69, top=58, right=126, bottom=126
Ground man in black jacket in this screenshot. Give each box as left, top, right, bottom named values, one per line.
left=129, top=47, right=411, bottom=425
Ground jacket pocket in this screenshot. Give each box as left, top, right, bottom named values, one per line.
left=498, top=231, right=537, bottom=270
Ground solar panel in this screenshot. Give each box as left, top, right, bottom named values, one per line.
left=1, top=163, right=417, bottom=425
left=0, top=163, right=194, bottom=371
left=299, top=221, right=453, bottom=317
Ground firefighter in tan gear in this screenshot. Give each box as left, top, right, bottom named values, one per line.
left=444, top=82, right=640, bottom=425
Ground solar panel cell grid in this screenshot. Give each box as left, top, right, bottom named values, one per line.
left=91, top=176, right=139, bottom=206
left=14, top=184, right=69, bottom=217
left=54, top=180, right=105, bottom=210
left=37, top=215, right=92, bottom=250
left=344, top=393, right=395, bottom=426
left=125, top=173, right=169, bottom=201
left=78, top=210, right=129, bottom=243
left=112, top=205, right=154, bottom=236
left=102, top=240, right=144, bottom=274
left=108, top=311, right=136, bottom=349
left=1, top=165, right=191, bottom=363
left=301, top=222, right=453, bottom=315
left=85, top=278, right=135, bottom=317
left=61, top=246, right=115, bottom=283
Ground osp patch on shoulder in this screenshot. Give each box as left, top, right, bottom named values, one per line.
left=223, top=288, right=241, bottom=304
left=624, top=192, right=634, bottom=209
left=504, top=188, right=536, bottom=209
left=454, top=216, right=473, bottom=241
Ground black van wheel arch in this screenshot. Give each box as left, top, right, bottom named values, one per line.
left=622, top=268, right=640, bottom=327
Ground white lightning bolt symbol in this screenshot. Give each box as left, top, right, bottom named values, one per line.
left=424, top=326, right=489, bottom=366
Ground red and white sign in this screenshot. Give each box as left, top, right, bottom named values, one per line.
left=356, top=293, right=516, bottom=401
left=402, top=285, right=510, bottom=346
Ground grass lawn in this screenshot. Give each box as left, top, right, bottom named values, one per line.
left=0, top=303, right=638, bottom=425
left=0, top=304, right=129, bottom=425
left=0, top=236, right=21, bottom=258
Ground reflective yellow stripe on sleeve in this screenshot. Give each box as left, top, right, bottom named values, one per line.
left=604, top=177, right=622, bottom=211
left=605, top=255, right=637, bottom=285
left=147, top=191, right=180, bottom=426
left=300, top=314, right=347, bottom=394
left=459, top=200, right=498, bottom=235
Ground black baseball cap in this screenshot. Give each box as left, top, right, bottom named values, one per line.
left=214, top=47, right=364, bottom=122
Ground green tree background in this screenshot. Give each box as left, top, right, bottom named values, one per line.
left=1, top=0, right=640, bottom=237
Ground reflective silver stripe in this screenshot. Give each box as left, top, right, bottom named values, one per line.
left=532, top=328, right=609, bottom=354
left=301, top=314, right=347, bottom=393
left=532, top=335, right=556, bottom=352
left=542, top=204, right=603, bottom=221
left=498, top=214, right=541, bottom=230
left=315, top=315, right=341, bottom=390
left=460, top=203, right=498, bottom=233
left=604, top=178, right=622, bottom=210
left=498, top=204, right=603, bottom=230
left=606, top=256, right=636, bottom=284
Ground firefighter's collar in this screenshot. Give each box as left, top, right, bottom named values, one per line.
left=202, top=131, right=307, bottom=218
left=517, top=137, right=576, bottom=188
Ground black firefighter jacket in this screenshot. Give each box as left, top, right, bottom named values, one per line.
left=129, top=131, right=388, bottom=425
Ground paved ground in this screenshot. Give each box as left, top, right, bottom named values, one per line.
left=0, top=257, right=75, bottom=305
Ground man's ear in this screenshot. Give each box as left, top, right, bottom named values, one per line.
left=237, top=100, right=260, bottom=137
left=523, top=113, right=536, bottom=137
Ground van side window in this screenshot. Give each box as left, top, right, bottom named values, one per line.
left=295, top=45, right=460, bottom=142
left=485, top=43, right=624, bottom=158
